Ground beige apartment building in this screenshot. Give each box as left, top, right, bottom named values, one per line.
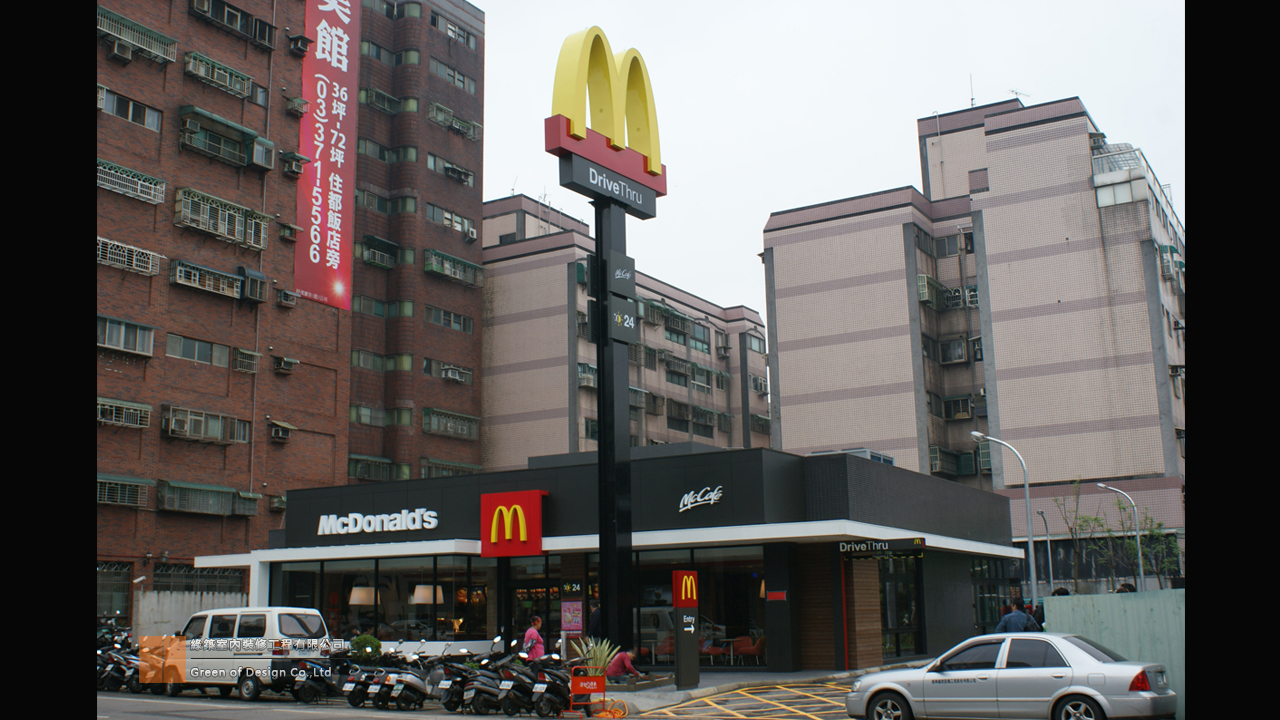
left=480, top=195, right=771, bottom=472
left=762, top=98, right=1184, bottom=590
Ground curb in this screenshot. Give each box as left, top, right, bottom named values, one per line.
left=618, top=660, right=929, bottom=715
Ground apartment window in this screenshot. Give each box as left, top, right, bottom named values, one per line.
left=426, top=305, right=474, bottom=333
left=692, top=422, right=714, bottom=439
left=423, top=408, right=480, bottom=440
left=666, top=370, right=688, bottom=387
left=428, top=154, right=475, bottom=186
left=97, top=475, right=150, bottom=507
left=421, top=459, right=479, bottom=479
left=424, top=358, right=475, bottom=385
left=174, top=188, right=271, bottom=250
left=971, top=337, right=984, bottom=362
left=692, top=366, right=712, bottom=394
left=667, top=417, right=689, bottom=433
left=429, top=57, right=476, bottom=94
left=423, top=202, right=475, bottom=235
left=386, top=408, right=413, bottom=426
left=98, top=397, right=152, bottom=429
left=360, top=40, right=392, bottom=65
left=926, top=391, right=943, bottom=418
left=914, top=227, right=935, bottom=257
left=355, top=189, right=389, bottom=214
left=389, top=197, right=416, bottom=214
left=353, top=295, right=386, bottom=317
left=248, top=82, right=268, bottom=106
left=183, top=52, right=253, bottom=98
left=585, top=418, right=599, bottom=441
left=351, top=350, right=410, bottom=372
left=943, top=396, right=973, bottom=420
left=396, top=2, right=422, bottom=19
left=749, top=414, right=771, bottom=435
left=936, top=235, right=959, bottom=258
left=349, top=405, right=386, bottom=427
left=349, top=456, right=396, bottom=481
left=163, top=405, right=239, bottom=444
left=98, top=317, right=155, bottom=357
left=392, top=146, right=417, bottom=162
left=170, top=260, right=243, bottom=299
left=432, top=12, right=477, bottom=49
left=940, top=335, right=968, bottom=364
left=166, top=333, right=230, bottom=367
left=393, top=49, right=420, bottom=66
left=691, top=324, right=711, bottom=354
left=665, top=328, right=687, bottom=346
left=921, top=333, right=942, bottom=361
left=103, top=90, right=161, bottom=131
left=715, top=374, right=729, bottom=391
left=645, top=347, right=658, bottom=371
left=747, top=334, right=766, bottom=354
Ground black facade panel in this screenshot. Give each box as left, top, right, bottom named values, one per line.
left=840, top=456, right=1012, bottom=545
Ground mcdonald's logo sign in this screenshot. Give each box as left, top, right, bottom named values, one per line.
left=480, top=490, right=548, bottom=558
left=673, top=570, right=698, bottom=608
left=546, top=26, right=667, bottom=210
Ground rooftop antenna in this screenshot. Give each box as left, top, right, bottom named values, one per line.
left=970, top=74, right=975, bottom=107
left=510, top=176, right=518, bottom=197
left=1009, top=88, right=1031, bottom=103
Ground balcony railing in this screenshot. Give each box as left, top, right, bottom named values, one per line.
left=181, top=132, right=247, bottom=166
left=97, top=159, right=166, bottom=205
left=184, top=52, right=253, bottom=98
left=97, top=6, right=178, bottom=63
left=423, top=249, right=483, bottom=287
left=363, top=247, right=396, bottom=268
left=97, top=236, right=164, bottom=276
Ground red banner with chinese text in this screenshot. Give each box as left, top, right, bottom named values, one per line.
left=296, top=0, right=357, bottom=310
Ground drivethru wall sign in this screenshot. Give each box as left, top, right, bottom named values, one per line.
left=296, top=0, right=357, bottom=310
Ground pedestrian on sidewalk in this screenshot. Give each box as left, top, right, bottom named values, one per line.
left=523, top=616, right=545, bottom=660
left=995, top=603, right=1040, bottom=632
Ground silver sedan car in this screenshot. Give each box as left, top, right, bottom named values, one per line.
left=845, top=632, right=1175, bottom=720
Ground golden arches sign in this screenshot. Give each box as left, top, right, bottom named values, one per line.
left=680, top=574, right=697, bottom=602
left=490, top=505, right=528, bottom=543
left=551, top=26, right=662, bottom=176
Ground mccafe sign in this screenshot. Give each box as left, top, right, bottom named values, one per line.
left=678, top=485, right=723, bottom=513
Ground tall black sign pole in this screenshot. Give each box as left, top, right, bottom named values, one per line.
left=593, top=198, right=634, bottom=652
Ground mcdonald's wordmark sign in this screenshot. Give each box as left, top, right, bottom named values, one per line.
left=546, top=26, right=666, bottom=219
left=673, top=570, right=698, bottom=608
left=480, top=490, right=548, bottom=558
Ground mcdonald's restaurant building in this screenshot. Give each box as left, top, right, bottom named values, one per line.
left=198, top=446, right=1020, bottom=671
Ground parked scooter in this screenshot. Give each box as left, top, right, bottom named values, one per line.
left=463, top=646, right=516, bottom=715
left=387, top=642, right=451, bottom=710
left=293, top=648, right=355, bottom=703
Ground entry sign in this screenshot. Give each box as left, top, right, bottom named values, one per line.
left=672, top=571, right=699, bottom=691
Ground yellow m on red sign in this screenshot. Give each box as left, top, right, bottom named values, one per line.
left=551, top=26, right=662, bottom=176
left=490, top=505, right=528, bottom=543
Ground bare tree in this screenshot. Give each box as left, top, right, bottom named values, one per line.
left=1052, top=479, right=1089, bottom=594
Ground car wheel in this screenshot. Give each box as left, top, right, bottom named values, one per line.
left=869, top=691, right=913, bottom=720
left=238, top=673, right=262, bottom=701
left=149, top=683, right=166, bottom=695
left=1056, top=695, right=1104, bottom=720
left=218, top=685, right=233, bottom=698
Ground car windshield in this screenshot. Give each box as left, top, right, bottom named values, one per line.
left=1064, top=635, right=1127, bottom=663
left=279, top=613, right=327, bottom=639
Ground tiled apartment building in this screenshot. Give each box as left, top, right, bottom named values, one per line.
left=762, top=98, right=1184, bottom=589
left=480, top=196, right=772, bottom=472
left=347, top=0, right=486, bottom=484
left=96, top=0, right=487, bottom=624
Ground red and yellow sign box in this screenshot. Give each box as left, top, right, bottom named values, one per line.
left=673, top=571, right=698, bottom=608
left=480, top=490, right=548, bottom=558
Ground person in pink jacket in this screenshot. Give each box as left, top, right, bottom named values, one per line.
left=522, top=616, right=545, bottom=659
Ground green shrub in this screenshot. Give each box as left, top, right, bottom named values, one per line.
left=350, top=634, right=381, bottom=664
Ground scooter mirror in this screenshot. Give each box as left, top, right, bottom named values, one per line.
left=555, top=639, right=563, bottom=649
left=494, top=635, right=502, bottom=643
left=511, top=639, right=519, bottom=647
left=549, top=653, right=560, bottom=661
left=518, top=652, right=528, bottom=660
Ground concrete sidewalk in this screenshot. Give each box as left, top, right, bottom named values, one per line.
left=611, top=661, right=929, bottom=714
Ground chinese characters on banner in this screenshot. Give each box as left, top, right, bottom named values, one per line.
left=296, top=0, right=358, bottom=310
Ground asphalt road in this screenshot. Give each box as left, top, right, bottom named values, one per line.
left=97, top=682, right=856, bottom=720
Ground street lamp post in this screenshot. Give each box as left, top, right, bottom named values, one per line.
left=972, top=431, right=1037, bottom=609
left=1037, top=509, right=1053, bottom=592
left=1098, top=483, right=1144, bottom=592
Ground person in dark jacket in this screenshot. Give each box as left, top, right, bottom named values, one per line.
left=586, top=600, right=602, bottom=641
left=994, top=603, right=1039, bottom=632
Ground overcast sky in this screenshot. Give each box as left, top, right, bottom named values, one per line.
left=478, top=0, right=1185, bottom=316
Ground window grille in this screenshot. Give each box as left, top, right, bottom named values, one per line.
left=97, top=236, right=163, bottom=275
left=97, top=478, right=149, bottom=507
left=171, top=260, right=243, bottom=299
left=98, top=158, right=166, bottom=204
left=98, top=398, right=151, bottom=428
left=98, top=6, right=178, bottom=63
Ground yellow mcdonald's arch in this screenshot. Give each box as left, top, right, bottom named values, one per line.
left=680, top=574, right=697, bottom=601
left=490, top=505, right=528, bottom=543
left=551, top=26, right=662, bottom=176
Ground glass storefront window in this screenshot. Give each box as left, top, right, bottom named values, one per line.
left=379, top=557, right=436, bottom=641
left=281, top=561, right=320, bottom=610
left=511, top=555, right=562, bottom=643
left=466, top=557, right=498, bottom=641
left=880, top=555, right=921, bottom=658
left=322, top=559, right=377, bottom=640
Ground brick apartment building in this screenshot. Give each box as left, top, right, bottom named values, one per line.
left=480, top=196, right=771, bottom=472
left=762, top=98, right=1185, bottom=592
left=96, top=0, right=486, bottom=625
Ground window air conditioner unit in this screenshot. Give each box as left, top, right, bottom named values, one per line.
left=274, top=357, right=298, bottom=374
left=443, top=368, right=463, bottom=382
left=284, top=159, right=304, bottom=177
left=213, top=68, right=230, bottom=86
left=109, top=40, right=133, bottom=63
left=268, top=495, right=287, bottom=511
left=1160, top=254, right=1174, bottom=279
left=716, top=346, right=731, bottom=359
left=277, top=290, right=298, bottom=307
left=467, top=228, right=478, bottom=241
left=182, top=119, right=200, bottom=134
left=270, top=426, right=291, bottom=442
left=579, top=373, right=597, bottom=388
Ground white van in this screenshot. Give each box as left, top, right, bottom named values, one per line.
left=163, top=606, right=330, bottom=700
